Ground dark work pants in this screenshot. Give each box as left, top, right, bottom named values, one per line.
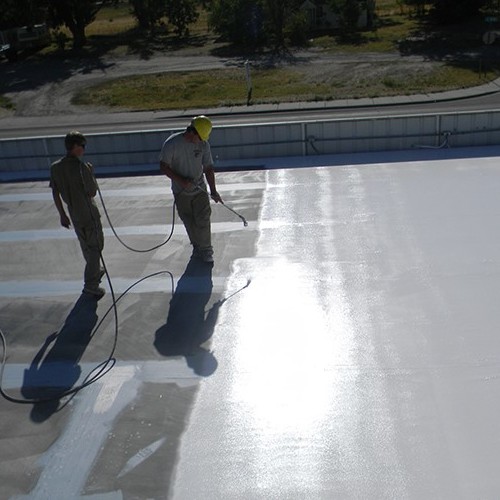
left=74, top=221, right=104, bottom=290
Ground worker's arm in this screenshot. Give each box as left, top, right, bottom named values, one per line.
left=160, top=161, right=193, bottom=190
left=51, top=185, right=71, bottom=229
left=204, top=165, right=223, bottom=203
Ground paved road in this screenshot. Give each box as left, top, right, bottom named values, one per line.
left=2, top=88, right=500, bottom=139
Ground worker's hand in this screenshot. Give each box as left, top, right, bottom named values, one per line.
left=60, top=213, right=71, bottom=229
left=210, top=191, right=223, bottom=204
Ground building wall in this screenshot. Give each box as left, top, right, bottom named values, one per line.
left=2, top=109, right=500, bottom=179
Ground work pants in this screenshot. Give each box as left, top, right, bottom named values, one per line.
left=174, top=190, right=212, bottom=252
left=74, top=220, right=104, bottom=290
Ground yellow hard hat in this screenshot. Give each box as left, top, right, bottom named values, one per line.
left=191, top=115, right=212, bottom=141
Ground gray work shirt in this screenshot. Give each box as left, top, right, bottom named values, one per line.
left=50, top=156, right=100, bottom=225
left=159, top=131, right=214, bottom=195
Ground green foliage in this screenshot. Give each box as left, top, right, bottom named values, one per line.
left=403, top=0, right=427, bottom=16
left=47, top=0, right=115, bottom=48
left=129, top=0, right=167, bottom=31
left=261, top=0, right=304, bottom=48
left=208, top=0, right=265, bottom=45
left=0, top=95, right=14, bottom=110
left=165, top=0, right=199, bottom=37
left=53, top=29, right=70, bottom=50
left=327, top=0, right=362, bottom=32
left=207, top=0, right=306, bottom=48
left=284, top=10, right=310, bottom=46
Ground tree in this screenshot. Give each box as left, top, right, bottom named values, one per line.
left=327, top=0, right=362, bottom=33
left=284, top=10, right=310, bottom=46
left=165, top=0, right=199, bottom=37
left=261, top=0, right=303, bottom=48
left=208, top=0, right=265, bottom=46
left=47, top=0, right=114, bottom=49
left=129, top=0, right=167, bottom=31
left=404, top=0, right=427, bottom=17
left=207, top=0, right=307, bottom=48
left=365, top=0, right=376, bottom=29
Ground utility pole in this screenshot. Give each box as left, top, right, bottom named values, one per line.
left=245, top=60, right=252, bottom=106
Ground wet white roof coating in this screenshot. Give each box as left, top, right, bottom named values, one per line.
left=2, top=148, right=500, bottom=499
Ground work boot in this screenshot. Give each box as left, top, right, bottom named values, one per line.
left=201, top=249, right=214, bottom=263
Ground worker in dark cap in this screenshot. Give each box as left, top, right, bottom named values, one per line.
left=50, top=131, right=105, bottom=298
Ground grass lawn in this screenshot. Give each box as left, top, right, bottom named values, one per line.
left=0, top=95, right=14, bottom=110
left=73, top=64, right=496, bottom=111
left=73, top=68, right=333, bottom=110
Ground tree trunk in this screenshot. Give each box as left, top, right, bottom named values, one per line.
left=71, top=22, right=86, bottom=49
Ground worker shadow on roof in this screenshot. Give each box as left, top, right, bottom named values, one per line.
left=21, top=293, right=98, bottom=422
left=154, top=256, right=222, bottom=377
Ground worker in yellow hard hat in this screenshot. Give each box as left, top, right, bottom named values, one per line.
left=159, top=115, right=223, bottom=263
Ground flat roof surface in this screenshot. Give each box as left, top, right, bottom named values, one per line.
left=2, top=150, right=500, bottom=499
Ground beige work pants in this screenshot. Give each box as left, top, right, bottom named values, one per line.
left=174, top=190, right=212, bottom=252
left=74, top=221, right=104, bottom=290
